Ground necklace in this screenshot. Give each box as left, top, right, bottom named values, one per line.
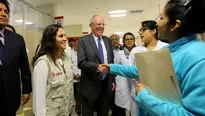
left=58, top=59, right=66, bottom=74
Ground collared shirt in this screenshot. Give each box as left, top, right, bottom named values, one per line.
left=92, top=34, right=108, bottom=64
left=129, top=40, right=168, bottom=65
left=0, top=29, right=5, bottom=45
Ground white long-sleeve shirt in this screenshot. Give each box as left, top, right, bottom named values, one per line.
left=33, top=60, right=48, bottom=116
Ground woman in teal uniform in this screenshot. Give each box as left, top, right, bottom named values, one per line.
left=105, top=0, right=205, bottom=115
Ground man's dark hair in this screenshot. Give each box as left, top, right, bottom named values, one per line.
left=165, top=0, right=205, bottom=37
left=68, top=38, right=75, bottom=42
left=141, top=20, right=159, bottom=40
left=0, top=0, right=10, bottom=14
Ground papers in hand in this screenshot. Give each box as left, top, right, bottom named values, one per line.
left=134, top=49, right=182, bottom=105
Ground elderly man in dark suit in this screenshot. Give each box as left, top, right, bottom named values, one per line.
left=0, top=0, right=31, bottom=115
left=78, top=15, right=115, bottom=116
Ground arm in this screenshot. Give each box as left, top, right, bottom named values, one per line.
left=136, top=60, right=205, bottom=116
left=71, top=51, right=81, bottom=80
left=19, top=37, right=32, bottom=94
left=128, top=48, right=136, bottom=65
left=110, top=64, right=138, bottom=79
left=77, top=38, right=99, bottom=74
left=33, top=60, right=48, bottom=116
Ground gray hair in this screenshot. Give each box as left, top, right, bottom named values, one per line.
left=90, top=15, right=101, bottom=24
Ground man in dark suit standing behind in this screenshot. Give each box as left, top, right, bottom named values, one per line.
left=78, top=15, right=115, bottom=116
left=0, top=1, right=31, bottom=115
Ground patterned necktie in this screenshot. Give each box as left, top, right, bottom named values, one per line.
left=0, top=34, right=4, bottom=65
left=98, top=38, right=104, bottom=63
left=98, top=37, right=106, bottom=80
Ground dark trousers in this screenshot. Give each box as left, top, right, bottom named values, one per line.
left=110, top=90, right=118, bottom=116
left=114, top=105, right=126, bottom=116
left=74, top=82, right=81, bottom=115
left=0, top=88, right=16, bottom=116
left=81, top=78, right=110, bottom=116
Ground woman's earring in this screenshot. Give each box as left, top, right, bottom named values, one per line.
left=171, top=29, right=173, bottom=31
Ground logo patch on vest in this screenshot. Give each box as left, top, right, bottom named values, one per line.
left=51, top=72, right=63, bottom=78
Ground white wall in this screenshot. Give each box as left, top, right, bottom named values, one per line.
left=56, top=0, right=167, bottom=41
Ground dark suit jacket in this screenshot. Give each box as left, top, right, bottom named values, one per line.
left=78, top=33, right=114, bottom=100
left=0, top=29, right=32, bottom=112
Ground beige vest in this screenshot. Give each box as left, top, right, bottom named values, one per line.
left=36, top=55, right=74, bottom=116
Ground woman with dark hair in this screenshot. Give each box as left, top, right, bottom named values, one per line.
left=105, top=0, right=205, bottom=115
left=32, top=24, right=74, bottom=116
left=114, top=32, right=135, bottom=116
left=125, top=21, right=168, bottom=116
left=129, top=20, right=168, bottom=65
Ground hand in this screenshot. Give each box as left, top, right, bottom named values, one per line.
left=112, top=82, right=115, bottom=91
left=136, top=82, right=145, bottom=95
left=98, top=64, right=109, bottom=73
left=102, top=64, right=110, bottom=68
left=21, top=94, right=30, bottom=106
left=74, top=74, right=80, bottom=80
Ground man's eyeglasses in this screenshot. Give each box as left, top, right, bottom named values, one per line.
left=92, top=23, right=106, bottom=27
left=138, top=27, right=149, bottom=34
left=124, top=38, right=134, bottom=42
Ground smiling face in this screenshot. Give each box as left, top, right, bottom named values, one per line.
left=157, top=8, right=172, bottom=40
left=89, top=16, right=105, bottom=37
left=0, top=2, right=9, bottom=26
left=124, top=34, right=135, bottom=49
left=56, top=28, right=67, bottom=52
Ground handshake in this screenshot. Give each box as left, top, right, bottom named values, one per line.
left=97, top=64, right=110, bottom=73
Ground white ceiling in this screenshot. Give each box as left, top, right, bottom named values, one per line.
left=14, top=0, right=167, bottom=38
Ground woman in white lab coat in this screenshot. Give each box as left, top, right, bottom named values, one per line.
left=114, top=32, right=136, bottom=116
left=128, top=20, right=168, bottom=116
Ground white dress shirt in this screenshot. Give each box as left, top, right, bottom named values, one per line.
left=33, top=60, right=48, bottom=116
left=92, top=34, right=108, bottom=64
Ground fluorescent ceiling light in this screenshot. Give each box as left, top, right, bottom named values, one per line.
left=15, top=20, right=23, bottom=22
left=110, top=14, right=126, bottom=17
left=25, top=22, right=33, bottom=25
left=109, top=10, right=127, bottom=14
left=115, top=32, right=123, bottom=35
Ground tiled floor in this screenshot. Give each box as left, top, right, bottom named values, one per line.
left=16, top=107, right=130, bottom=116
left=16, top=98, right=130, bottom=116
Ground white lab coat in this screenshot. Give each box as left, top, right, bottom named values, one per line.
left=128, top=40, right=168, bottom=116
left=114, top=49, right=132, bottom=111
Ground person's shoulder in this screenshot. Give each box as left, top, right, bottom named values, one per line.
left=130, top=44, right=145, bottom=54
left=79, top=33, right=92, bottom=40
left=102, top=35, right=109, bottom=39
left=5, top=30, right=24, bottom=43
left=37, top=55, right=48, bottom=60
left=158, top=40, right=169, bottom=46
left=34, top=55, right=49, bottom=66
left=5, top=30, right=23, bottom=38
left=132, top=44, right=144, bottom=50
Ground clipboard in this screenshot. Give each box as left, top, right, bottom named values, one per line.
left=134, top=49, right=182, bottom=105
